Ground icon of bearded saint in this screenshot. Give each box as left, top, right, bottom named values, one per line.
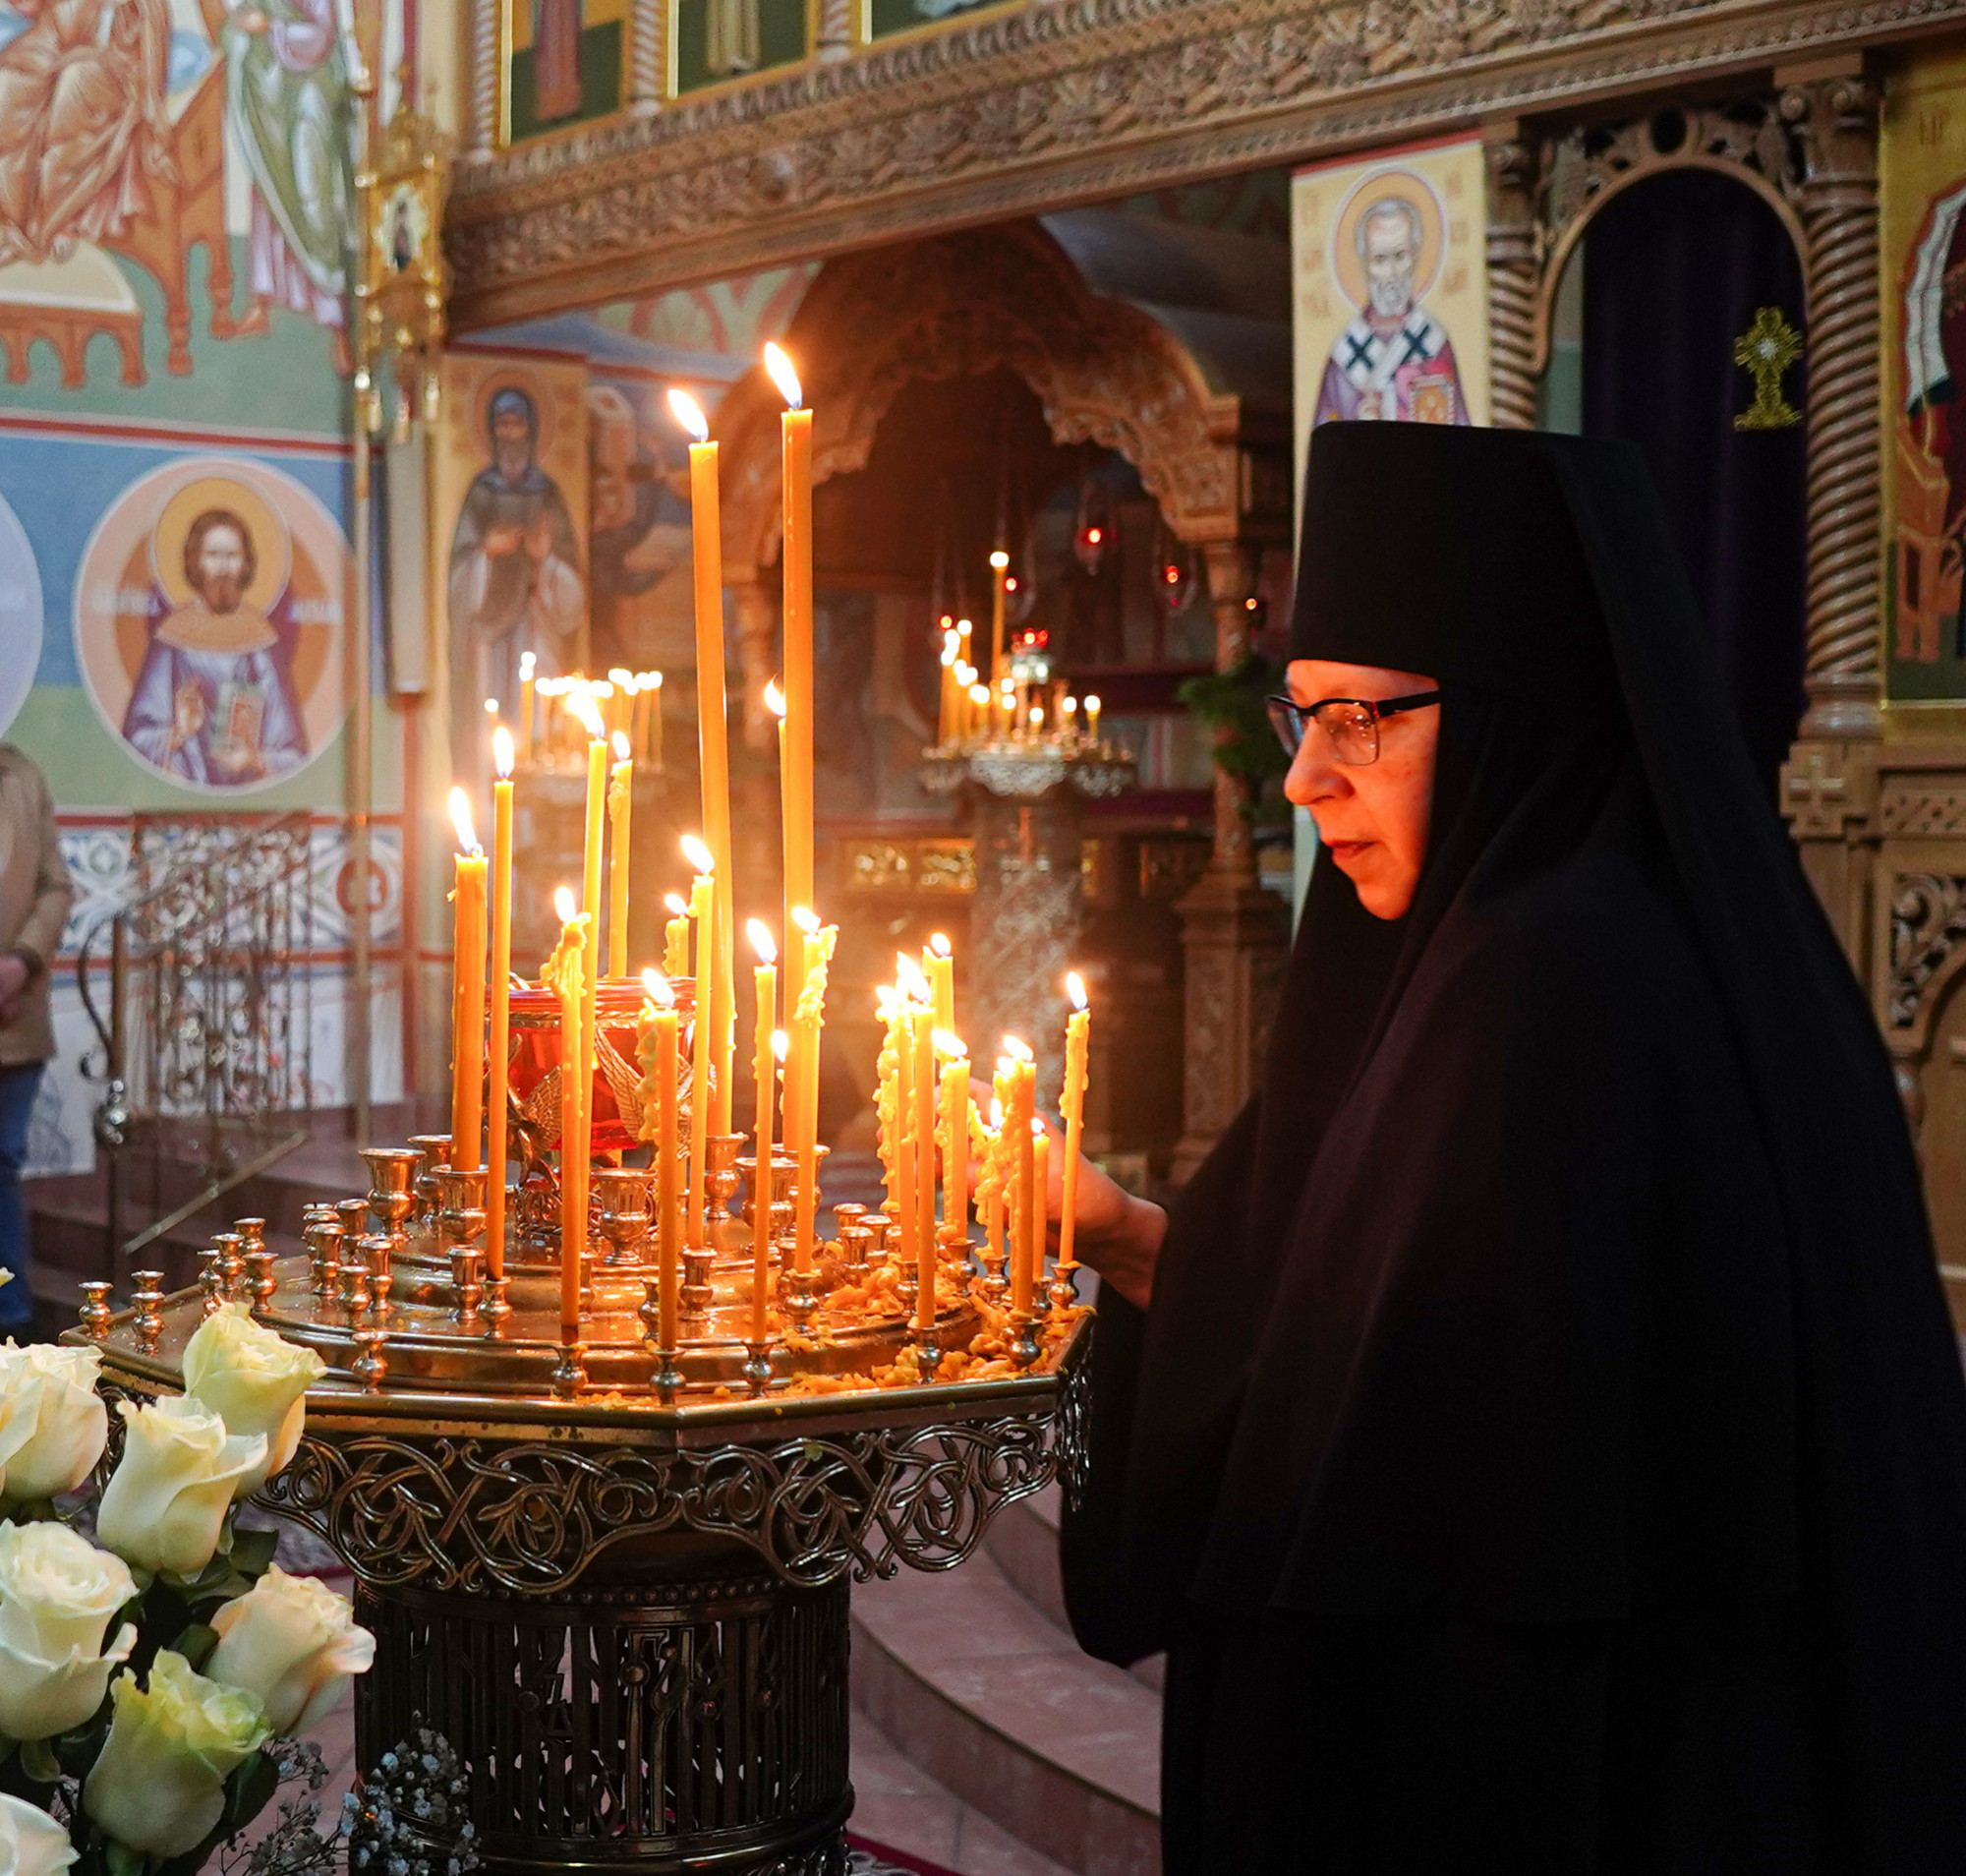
left=121, top=508, right=308, bottom=787
left=1314, top=196, right=1470, bottom=428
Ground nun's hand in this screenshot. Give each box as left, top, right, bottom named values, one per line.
left=1034, top=1114, right=1165, bottom=1314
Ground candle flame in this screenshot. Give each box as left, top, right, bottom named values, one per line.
left=553, top=885, right=578, bottom=923
left=763, top=341, right=802, bottom=410
left=969, top=684, right=990, bottom=706
left=484, top=696, right=499, bottom=715
left=681, top=833, right=716, bottom=874
left=1061, top=696, right=1077, bottom=717
left=569, top=692, right=606, bottom=739
left=1032, top=1116, right=1047, bottom=1139
left=608, top=667, right=632, bottom=686
left=1003, top=1034, right=1034, bottom=1063
left=764, top=678, right=786, bottom=719
left=957, top=618, right=972, bottom=637
left=642, top=967, right=675, bottom=1008
left=1028, top=707, right=1043, bottom=727
left=990, top=551, right=1010, bottom=570
left=933, top=1028, right=966, bottom=1058
left=612, top=731, right=632, bottom=762
left=448, top=787, right=481, bottom=855
left=1084, top=693, right=1102, bottom=714
left=875, top=984, right=899, bottom=1017
left=648, top=670, right=664, bottom=689
left=747, top=917, right=778, bottom=964
left=493, top=726, right=515, bottom=779
left=520, top=650, right=536, bottom=677
left=592, top=680, right=614, bottom=700
left=665, top=892, right=689, bottom=916
left=792, top=905, right=821, bottom=935
left=667, top=387, right=710, bottom=442
left=923, top=934, right=948, bottom=963
left=895, top=953, right=931, bottom=1002
left=773, top=1028, right=789, bottom=1061
left=1067, top=970, right=1088, bottom=1011
left=941, top=639, right=957, bottom=668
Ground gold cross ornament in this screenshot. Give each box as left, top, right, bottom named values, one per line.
left=1733, top=306, right=1803, bottom=431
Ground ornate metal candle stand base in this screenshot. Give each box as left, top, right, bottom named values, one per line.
left=74, top=1143, right=1090, bottom=1876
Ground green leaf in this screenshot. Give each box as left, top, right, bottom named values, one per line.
left=174, top=1622, right=219, bottom=1671
left=227, top=1525, right=279, bottom=1578
left=105, top=1840, right=146, bottom=1876
left=220, top=1746, right=280, bottom=1834
left=19, top=1736, right=61, bottom=1785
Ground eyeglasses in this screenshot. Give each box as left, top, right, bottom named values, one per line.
left=1264, top=690, right=1442, bottom=765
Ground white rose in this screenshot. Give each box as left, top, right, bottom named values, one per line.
left=182, top=1308, right=324, bottom=1496
left=0, top=1521, right=137, bottom=1740
left=82, top=1650, right=269, bottom=1857
left=95, top=1398, right=266, bottom=1576
left=206, top=1565, right=375, bottom=1734
left=0, top=1344, right=108, bottom=1503
left=0, top=1792, right=77, bottom=1876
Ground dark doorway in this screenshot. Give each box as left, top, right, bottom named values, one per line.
left=1580, top=166, right=1808, bottom=790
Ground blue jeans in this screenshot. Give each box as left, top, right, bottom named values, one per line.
left=0, top=1063, right=42, bottom=1335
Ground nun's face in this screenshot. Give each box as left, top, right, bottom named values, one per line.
left=1283, top=660, right=1440, bottom=919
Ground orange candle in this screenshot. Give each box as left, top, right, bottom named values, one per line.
left=574, top=699, right=607, bottom=1239
left=1003, top=1037, right=1035, bottom=1315
left=1059, top=973, right=1090, bottom=1284
left=765, top=345, right=814, bottom=957
left=636, top=969, right=680, bottom=1352
left=545, top=890, right=590, bottom=1334
left=938, top=1034, right=969, bottom=1252
left=747, top=920, right=778, bottom=1344
left=447, top=790, right=487, bottom=1174
left=517, top=651, right=535, bottom=764
left=989, top=550, right=1009, bottom=688
left=911, top=1006, right=936, bottom=1330
left=1031, top=1121, right=1051, bottom=1302
left=607, top=733, right=633, bottom=978
left=664, top=893, right=690, bottom=979
left=925, top=933, right=954, bottom=1035
left=681, top=840, right=717, bottom=1250
left=789, top=910, right=835, bottom=1274
left=486, top=733, right=515, bottom=1277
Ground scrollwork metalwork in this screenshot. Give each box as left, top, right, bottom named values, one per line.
left=260, top=1394, right=1080, bottom=1597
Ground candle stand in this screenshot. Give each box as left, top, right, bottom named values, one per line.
left=72, top=1138, right=1088, bottom=1876
left=921, top=739, right=1132, bottom=1093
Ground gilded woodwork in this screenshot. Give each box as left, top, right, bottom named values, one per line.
left=443, top=0, right=1966, bottom=326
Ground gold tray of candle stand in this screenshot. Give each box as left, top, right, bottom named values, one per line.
left=228, top=1257, right=988, bottom=1395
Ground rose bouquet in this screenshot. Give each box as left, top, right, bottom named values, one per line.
left=0, top=1307, right=377, bottom=1876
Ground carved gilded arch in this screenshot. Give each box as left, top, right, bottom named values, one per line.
left=1526, top=96, right=1810, bottom=378
left=713, top=220, right=1280, bottom=583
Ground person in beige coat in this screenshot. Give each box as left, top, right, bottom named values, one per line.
left=0, top=745, right=72, bottom=1335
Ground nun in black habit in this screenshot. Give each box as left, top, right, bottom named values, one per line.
left=1054, top=423, right=1966, bottom=1871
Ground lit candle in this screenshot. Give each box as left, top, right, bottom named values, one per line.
left=937, top=632, right=957, bottom=747
left=969, top=682, right=991, bottom=739
left=937, top=1026, right=969, bottom=1264
left=573, top=697, right=607, bottom=1224
left=664, top=893, right=690, bottom=978
left=487, top=732, right=515, bottom=1278
left=518, top=651, right=536, bottom=764
left=608, top=668, right=634, bottom=742
left=876, top=986, right=905, bottom=1223
left=926, top=932, right=954, bottom=1035
left=670, top=394, right=735, bottom=1142
left=636, top=968, right=680, bottom=1354
left=789, top=909, right=836, bottom=1274
left=911, top=1003, right=936, bottom=1330
left=607, top=732, right=633, bottom=978
left=989, top=550, right=1009, bottom=689
left=448, top=790, right=487, bottom=1174
left=981, top=1087, right=1008, bottom=1286
left=1055, top=972, right=1091, bottom=1293
left=1085, top=693, right=1102, bottom=744
left=892, top=993, right=917, bottom=1290
left=1061, top=695, right=1078, bottom=741
left=545, top=888, right=590, bottom=1335
left=748, top=920, right=779, bottom=1344
left=1003, top=1036, right=1035, bottom=1316
left=681, top=836, right=717, bottom=1250
left=765, top=344, right=815, bottom=955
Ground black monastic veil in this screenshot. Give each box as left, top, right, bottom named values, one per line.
left=1061, top=423, right=1966, bottom=1871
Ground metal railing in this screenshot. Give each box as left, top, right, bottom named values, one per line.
left=77, top=812, right=318, bottom=1280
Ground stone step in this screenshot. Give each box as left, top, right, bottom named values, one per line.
left=850, top=1543, right=1161, bottom=1876
left=982, top=1488, right=1166, bottom=1695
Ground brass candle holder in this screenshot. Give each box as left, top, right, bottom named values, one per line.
left=407, top=1135, right=451, bottom=1229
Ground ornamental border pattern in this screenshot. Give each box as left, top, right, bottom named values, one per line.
left=446, top=0, right=1966, bottom=322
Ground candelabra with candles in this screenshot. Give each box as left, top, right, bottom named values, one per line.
left=920, top=551, right=1133, bottom=1092
left=73, top=357, right=1096, bottom=1876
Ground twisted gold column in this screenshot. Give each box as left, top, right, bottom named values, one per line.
left=1784, top=74, right=1883, bottom=740
left=1485, top=136, right=1540, bottom=431
left=630, top=0, right=665, bottom=110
